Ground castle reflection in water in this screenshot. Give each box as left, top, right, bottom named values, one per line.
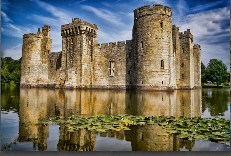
left=18, top=89, right=202, bottom=151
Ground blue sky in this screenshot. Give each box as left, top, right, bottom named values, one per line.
left=1, top=0, right=230, bottom=70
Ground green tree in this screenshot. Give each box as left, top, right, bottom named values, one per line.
left=201, top=62, right=207, bottom=84
left=1, top=57, right=21, bottom=84
left=206, top=59, right=228, bottom=86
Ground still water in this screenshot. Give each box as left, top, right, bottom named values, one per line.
left=1, top=84, right=230, bottom=151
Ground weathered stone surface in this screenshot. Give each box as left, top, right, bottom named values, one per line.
left=21, top=4, right=201, bottom=90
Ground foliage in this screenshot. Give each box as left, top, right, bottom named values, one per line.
left=201, top=62, right=207, bottom=84
left=202, top=59, right=229, bottom=86
left=25, top=114, right=230, bottom=146
left=1, top=57, right=21, bottom=84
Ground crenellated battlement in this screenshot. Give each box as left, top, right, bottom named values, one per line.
left=183, top=29, right=193, bottom=40
left=99, top=41, right=128, bottom=49
left=23, top=33, right=43, bottom=40
left=172, top=25, right=179, bottom=31
left=193, top=44, right=201, bottom=49
left=23, top=25, right=51, bottom=39
left=179, top=29, right=193, bottom=42
left=134, top=4, right=172, bottom=19
left=61, top=18, right=98, bottom=37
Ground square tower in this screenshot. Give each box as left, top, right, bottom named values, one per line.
left=61, top=18, right=98, bottom=88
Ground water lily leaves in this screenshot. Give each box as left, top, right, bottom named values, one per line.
left=35, top=114, right=230, bottom=146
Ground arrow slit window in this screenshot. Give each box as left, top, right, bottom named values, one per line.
left=109, top=61, right=115, bottom=76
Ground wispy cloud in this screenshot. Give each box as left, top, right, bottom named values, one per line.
left=28, top=0, right=76, bottom=52
left=1, top=11, right=12, bottom=22
left=82, top=5, right=124, bottom=26
left=75, top=0, right=88, bottom=5
left=3, top=44, right=22, bottom=59
left=191, top=0, right=226, bottom=13
left=1, top=11, right=36, bottom=38
left=178, top=7, right=230, bottom=69
left=30, top=0, right=71, bottom=24
left=144, top=0, right=169, bottom=6
left=179, top=7, right=229, bottom=42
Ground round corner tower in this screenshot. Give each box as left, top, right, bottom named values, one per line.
left=21, top=25, right=51, bottom=86
left=132, top=4, right=176, bottom=90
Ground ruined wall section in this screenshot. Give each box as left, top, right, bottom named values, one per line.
left=48, top=52, right=62, bottom=86
left=61, top=18, right=98, bottom=88
left=179, top=29, right=194, bottom=89
left=21, top=25, right=51, bottom=87
left=93, top=41, right=128, bottom=89
left=193, top=44, right=201, bottom=88
left=132, top=4, right=176, bottom=90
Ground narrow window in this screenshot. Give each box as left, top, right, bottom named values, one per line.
left=161, top=60, right=164, bottom=68
left=160, top=22, right=163, bottom=28
left=182, top=74, right=184, bottom=79
left=128, top=70, right=131, bottom=75
left=109, top=61, right=115, bottom=76
left=162, top=81, right=163, bottom=85
left=162, top=95, right=164, bottom=101
left=181, top=63, right=184, bottom=67
left=182, top=48, right=185, bottom=53
left=141, top=41, right=144, bottom=49
left=28, top=67, right=30, bottom=73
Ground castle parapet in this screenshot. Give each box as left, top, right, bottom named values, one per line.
left=172, top=25, right=179, bottom=31
left=193, top=44, right=200, bottom=49
left=183, top=29, right=193, bottom=41
left=23, top=33, right=43, bottom=39
left=61, top=18, right=98, bottom=37
left=99, top=41, right=127, bottom=49
left=134, top=4, right=172, bottom=19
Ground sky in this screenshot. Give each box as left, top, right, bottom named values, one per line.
left=1, top=0, right=230, bottom=70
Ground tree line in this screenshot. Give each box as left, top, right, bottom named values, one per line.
left=1, top=57, right=21, bottom=84
left=201, top=59, right=230, bottom=86
left=1, top=57, right=230, bottom=86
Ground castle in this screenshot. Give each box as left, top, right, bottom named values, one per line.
left=20, top=4, right=201, bottom=90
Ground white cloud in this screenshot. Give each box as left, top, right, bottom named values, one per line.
left=1, top=11, right=12, bottom=22
left=30, top=0, right=71, bottom=24
left=99, top=29, right=132, bottom=43
left=191, top=0, right=225, bottom=13
left=3, top=44, right=22, bottom=59
left=1, top=9, right=37, bottom=38
left=177, top=7, right=230, bottom=70
left=82, top=5, right=124, bottom=26
left=179, top=7, right=229, bottom=39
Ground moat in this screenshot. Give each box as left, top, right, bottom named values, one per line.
left=1, top=85, right=230, bottom=151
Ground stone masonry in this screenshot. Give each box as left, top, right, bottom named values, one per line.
left=20, top=4, right=201, bottom=90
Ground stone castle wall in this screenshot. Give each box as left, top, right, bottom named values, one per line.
left=92, top=41, right=129, bottom=89
left=20, top=4, right=201, bottom=90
